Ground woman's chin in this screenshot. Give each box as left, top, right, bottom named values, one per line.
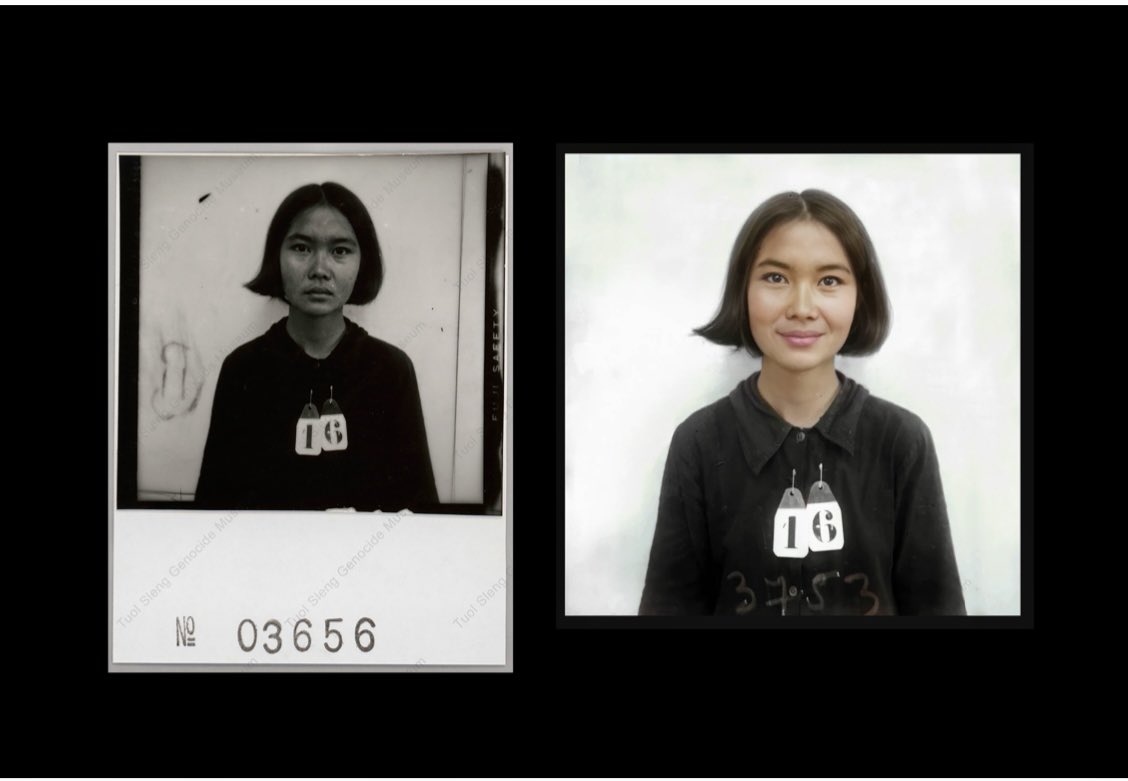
left=290, top=301, right=343, bottom=318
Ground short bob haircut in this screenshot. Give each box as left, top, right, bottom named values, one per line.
left=245, top=182, right=383, bottom=305
left=695, top=189, right=891, bottom=357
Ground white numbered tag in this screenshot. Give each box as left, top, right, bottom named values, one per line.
left=295, top=402, right=322, bottom=456
left=807, top=480, right=844, bottom=552
left=772, top=487, right=808, bottom=558
left=320, top=398, right=348, bottom=452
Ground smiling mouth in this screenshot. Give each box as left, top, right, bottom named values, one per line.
left=779, top=332, right=822, bottom=347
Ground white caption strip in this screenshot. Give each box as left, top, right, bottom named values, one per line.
left=113, top=510, right=506, bottom=665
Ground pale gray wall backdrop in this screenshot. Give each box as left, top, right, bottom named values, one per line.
left=564, top=153, right=1021, bottom=616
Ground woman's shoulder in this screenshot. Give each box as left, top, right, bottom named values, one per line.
left=343, top=321, right=415, bottom=370
left=668, top=393, right=734, bottom=453
left=216, top=319, right=286, bottom=372
left=677, top=395, right=730, bottom=429
left=859, top=390, right=930, bottom=430
left=855, top=387, right=937, bottom=457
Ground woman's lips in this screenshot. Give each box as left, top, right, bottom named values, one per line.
left=779, top=332, right=821, bottom=347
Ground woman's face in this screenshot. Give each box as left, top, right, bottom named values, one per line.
left=746, top=219, right=857, bottom=374
left=280, top=204, right=361, bottom=317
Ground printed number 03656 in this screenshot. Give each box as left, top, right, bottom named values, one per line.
left=237, top=617, right=375, bottom=654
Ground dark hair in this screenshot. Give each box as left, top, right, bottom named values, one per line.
left=695, top=189, right=891, bottom=356
left=245, top=182, right=383, bottom=305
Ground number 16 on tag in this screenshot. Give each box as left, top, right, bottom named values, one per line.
left=773, top=484, right=808, bottom=558
left=296, top=402, right=322, bottom=456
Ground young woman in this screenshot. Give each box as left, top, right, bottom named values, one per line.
left=639, top=189, right=965, bottom=616
left=195, top=182, right=438, bottom=511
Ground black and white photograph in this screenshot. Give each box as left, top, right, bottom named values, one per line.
left=110, top=144, right=511, bottom=668
left=564, top=150, right=1024, bottom=618
left=118, top=150, right=503, bottom=514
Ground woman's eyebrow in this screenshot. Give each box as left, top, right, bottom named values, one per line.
left=756, top=258, right=790, bottom=270
left=285, top=232, right=357, bottom=245
left=756, top=258, right=853, bottom=275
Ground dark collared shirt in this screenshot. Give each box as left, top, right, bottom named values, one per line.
left=196, top=317, right=438, bottom=511
left=639, top=371, right=966, bottom=616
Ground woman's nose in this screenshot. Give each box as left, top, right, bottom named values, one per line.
left=787, top=283, right=817, bottom=318
left=308, top=249, right=332, bottom=278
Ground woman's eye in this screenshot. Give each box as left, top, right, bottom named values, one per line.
left=762, top=272, right=786, bottom=284
left=820, top=276, right=843, bottom=287
left=290, top=243, right=310, bottom=253
left=332, top=246, right=352, bottom=257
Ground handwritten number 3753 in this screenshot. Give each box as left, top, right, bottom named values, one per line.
left=727, top=570, right=880, bottom=615
left=726, top=571, right=757, bottom=614
left=843, top=573, right=880, bottom=616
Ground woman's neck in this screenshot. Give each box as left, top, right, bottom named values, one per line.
left=286, top=309, right=347, bottom=359
left=757, top=360, right=841, bottom=429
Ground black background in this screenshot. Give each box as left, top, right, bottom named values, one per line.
left=6, top=10, right=1097, bottom=776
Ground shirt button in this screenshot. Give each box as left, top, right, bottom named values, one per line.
left=788, top=586, right=798, bottom=597
left=796, top=431, right=806, bottom=442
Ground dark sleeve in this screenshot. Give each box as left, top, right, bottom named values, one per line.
left=195, top=355, right=244, bottom=509
left=639, top=421, right=713, bottom=615
left=391, top=353, right=438, bottom=507
left=891, top=419, right=966, bottom=615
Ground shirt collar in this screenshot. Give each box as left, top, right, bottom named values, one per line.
left=727, top=369, right=869, bottom=475
left=268, top=316, right=362, bottom=365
